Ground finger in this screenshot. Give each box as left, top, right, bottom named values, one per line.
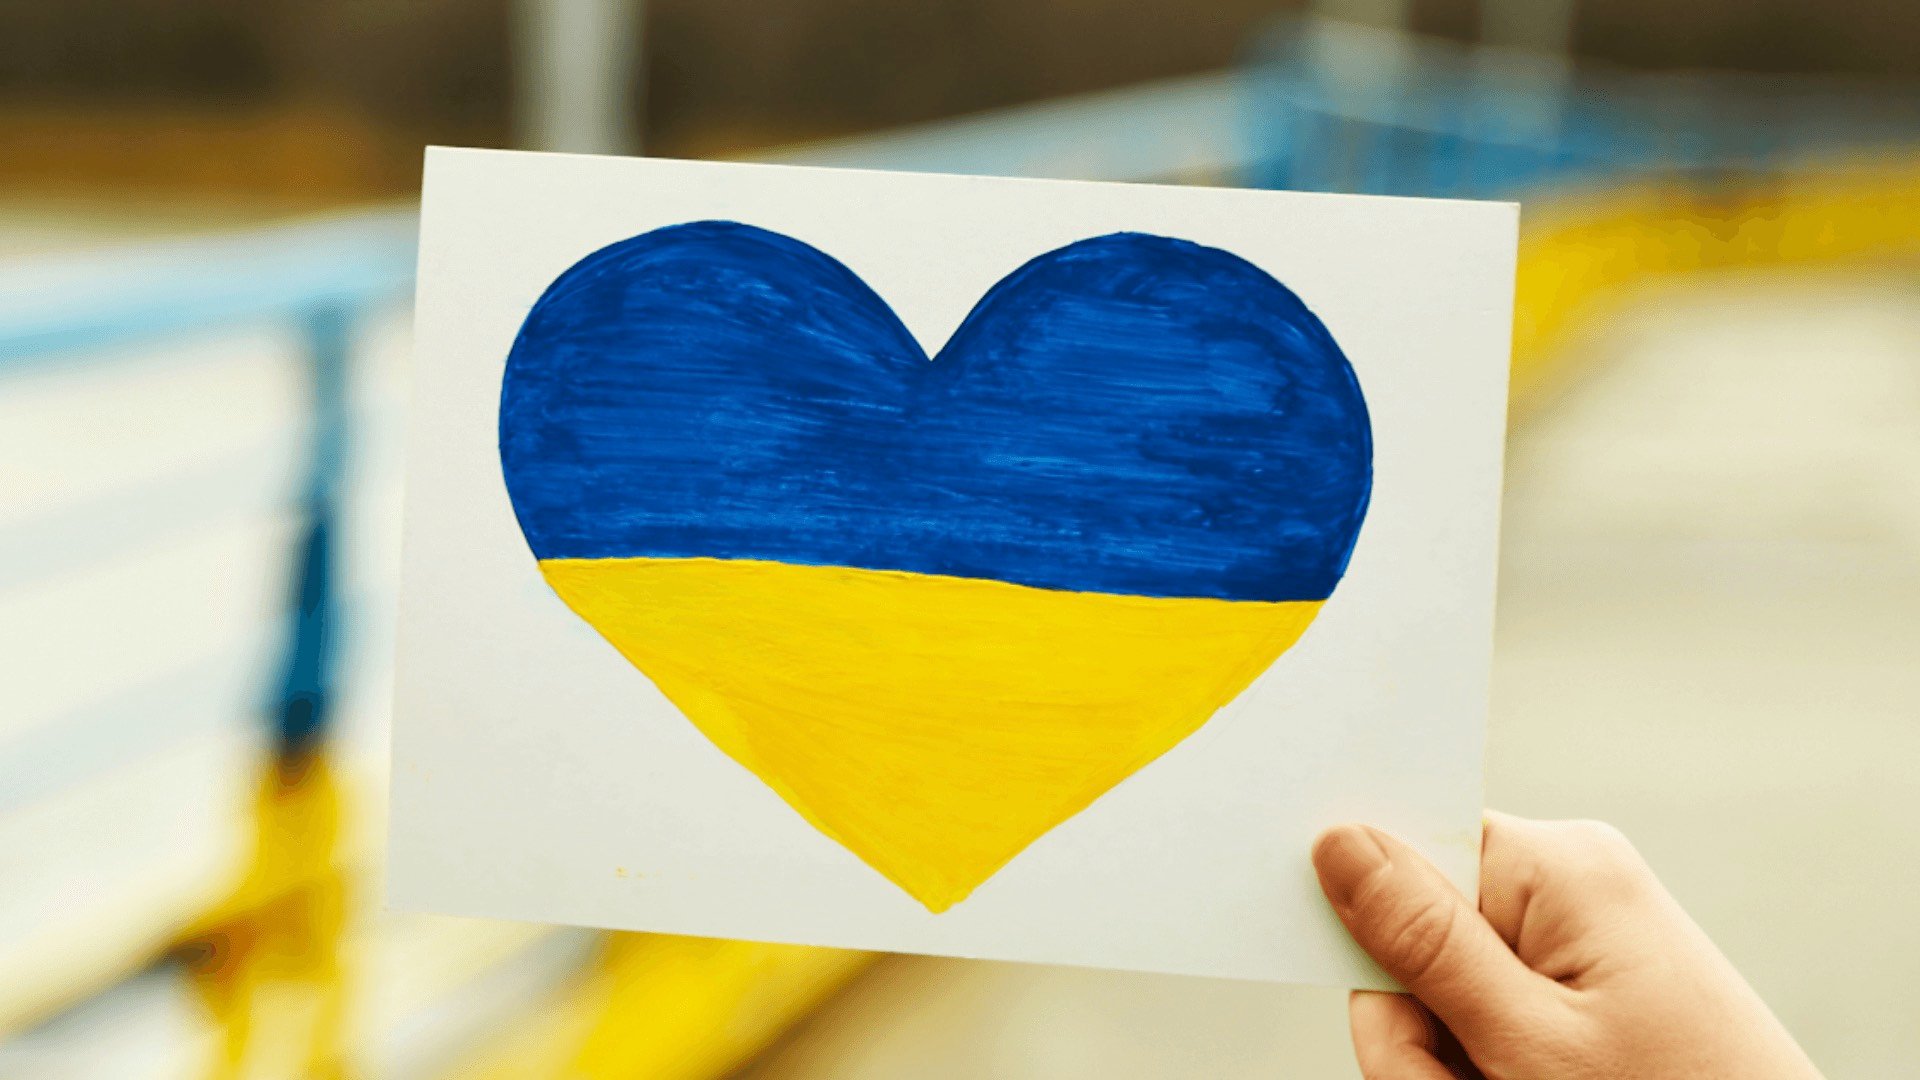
left=1315, top=824, right=1557, bottom=1041
left=1477, top=810, right=1542, bottom=948
left=1480, top=811, right=1665, bottom=968
left=1349, top=992, right=1458, bottom=1080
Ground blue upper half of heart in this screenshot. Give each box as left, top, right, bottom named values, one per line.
left=499, top=221, right=1372, bottom=604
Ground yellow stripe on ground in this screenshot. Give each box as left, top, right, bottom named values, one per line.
left=1512, top=157, right=1920, bottom=414
left=446, top=934, right=870, bottom=1080
left=540, top=556, right=1323, bottom=912
left=177, top=753, right=351, bottom=1080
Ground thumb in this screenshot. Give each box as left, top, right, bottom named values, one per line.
left=1314, top=823, right=1557, bottom=1042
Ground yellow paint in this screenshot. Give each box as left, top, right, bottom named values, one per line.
left=540, top=556, right=1322, bottom=911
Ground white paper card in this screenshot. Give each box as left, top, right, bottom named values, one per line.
left=390, top=146, right=1514, bottom=989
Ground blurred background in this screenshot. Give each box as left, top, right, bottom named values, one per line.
left=2, top=0, right=1917, bottom=1077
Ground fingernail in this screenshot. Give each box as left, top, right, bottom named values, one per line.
left=1313, top=824, right=1390, bottom=909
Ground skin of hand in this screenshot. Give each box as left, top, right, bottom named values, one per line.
left=1311, top=812, right=1823, bottom=1080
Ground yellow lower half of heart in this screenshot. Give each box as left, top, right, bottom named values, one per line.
left=538, top=556, right=1322, bottom=913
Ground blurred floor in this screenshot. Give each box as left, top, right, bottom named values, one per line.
left=1492, top=271, right=1920, bottom=1079
left=741, top=269, right=1920, bottom=1080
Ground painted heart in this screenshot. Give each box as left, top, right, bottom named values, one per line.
left=500, top=222, right=1371, bottom=912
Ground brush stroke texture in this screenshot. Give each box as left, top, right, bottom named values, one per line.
left=499, top=221, right=1372, bottom=603
left=540, top=555, right=1323, bottom=910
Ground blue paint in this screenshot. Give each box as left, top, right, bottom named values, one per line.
left=499, top=222, right=1371, bottom=603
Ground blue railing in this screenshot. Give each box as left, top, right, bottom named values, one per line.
left=0, top=210, right=416, bottom=764
left=1242, top=15, right=1920, bottom=199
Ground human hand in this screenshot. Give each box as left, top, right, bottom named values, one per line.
left=1312, top=812, right=1822, bottom=1080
